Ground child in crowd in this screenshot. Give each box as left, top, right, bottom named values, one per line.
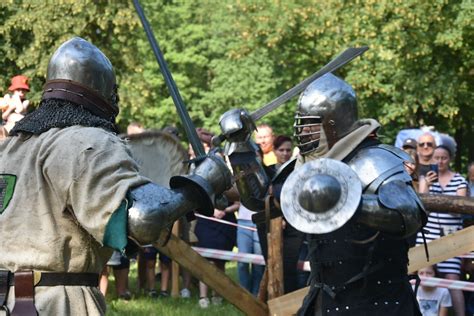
left=138, top=246, right=171, bottom=298
left=415, top=265, right=452, bottom=316
left=1, top=75, right=30, bottom=134
left=99, top=251, right=132, bottom=300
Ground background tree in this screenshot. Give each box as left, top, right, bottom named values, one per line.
left=0, top=0, right=472, bottom=169
left=0, top=1, right=144, bottom=125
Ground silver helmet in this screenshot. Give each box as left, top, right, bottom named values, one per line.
left=294, top=73, right=358, bottom=154
left=43, top=37, right=119, bottom=120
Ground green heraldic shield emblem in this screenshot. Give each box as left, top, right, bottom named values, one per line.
left=0, top=174, right=16, bottom=214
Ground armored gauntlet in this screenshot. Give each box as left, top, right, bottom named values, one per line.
left=216, top=108, right=270, bottom=211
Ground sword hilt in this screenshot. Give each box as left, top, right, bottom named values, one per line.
left=211, top=134, right=226, bottom=147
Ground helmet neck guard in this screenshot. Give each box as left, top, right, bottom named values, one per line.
left=42, top=79, right=118, bottom=121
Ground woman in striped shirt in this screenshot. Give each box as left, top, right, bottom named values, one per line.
left=417, top=145, right=468, bottom=316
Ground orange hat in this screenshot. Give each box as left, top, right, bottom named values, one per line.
left=8, top=75, right=30, bottom=92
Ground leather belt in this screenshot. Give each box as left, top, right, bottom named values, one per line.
left=7, top=272, right=99, bottom=287
left=0, top=270, right=99, bottom=316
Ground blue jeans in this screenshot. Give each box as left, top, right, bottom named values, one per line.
left=237, top=219, right=264, bottom=296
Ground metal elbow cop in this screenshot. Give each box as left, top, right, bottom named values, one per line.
left=128, top=155, right=232, bottom=245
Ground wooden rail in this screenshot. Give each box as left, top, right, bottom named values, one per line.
left=155, top=234, right=269, bottom=316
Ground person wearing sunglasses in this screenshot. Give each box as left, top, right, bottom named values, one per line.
left=417, top=132, right=437, bottom=178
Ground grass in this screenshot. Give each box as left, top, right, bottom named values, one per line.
left=104, top=260, right=244, bottom=316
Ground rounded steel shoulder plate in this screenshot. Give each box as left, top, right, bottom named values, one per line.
left=281, top=158, right=362, bottom=234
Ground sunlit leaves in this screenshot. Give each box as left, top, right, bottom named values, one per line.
left=0, top=0, right=471, bottom=164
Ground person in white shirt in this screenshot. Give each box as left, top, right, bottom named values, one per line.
left=415, top=265, right=452, bottom=316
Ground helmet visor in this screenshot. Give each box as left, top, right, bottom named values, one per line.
left=294, top=113, right=322, bottom=155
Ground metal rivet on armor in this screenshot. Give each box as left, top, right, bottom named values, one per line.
left=339, top=261, right=342, bottom=264
left=335, top=307, right=339, bottom=311
left=395, top=301, right=399, bottom=305
left=333, top=240, right=337, bottom=243
left=384, top=302, right=388, bottom=305
left=374, top=302, right=378, bottom=306
left=388, top=280, right=392, bottom=284
left=377, top=281, right=381, bottom=284
left=327, top=309, right=330, bottom=313
left=329, top=120, right=335, bottom=125
left=345, top=306, right=349, bottom=310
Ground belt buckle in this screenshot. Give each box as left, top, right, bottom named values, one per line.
left=33, top=271, right=42, bottom=287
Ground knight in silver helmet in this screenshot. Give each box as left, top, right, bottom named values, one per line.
left=294, top=73, right=358, bottom=155
left=288, top=73, right=426, bottom=316
left=0, top=37, right=232, bottom=315
left=219, top=72, right=426, bottom=315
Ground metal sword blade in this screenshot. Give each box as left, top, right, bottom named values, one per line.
left=133, top=0, right=206, bottom=158
left=250, top=46, right=369, bottom=121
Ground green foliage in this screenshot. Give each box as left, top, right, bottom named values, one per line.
left=224, top=0, right=473, bottom=166
left=0, top=0, right=472, bottom=166
left=0, top=1, right=140, bottom=108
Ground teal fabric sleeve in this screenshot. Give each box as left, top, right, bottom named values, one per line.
left=103, top=196, right=131, bottom=252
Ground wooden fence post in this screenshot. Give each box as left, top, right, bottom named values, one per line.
left=267, top=217, right=284, bottom=299
left=170, top=221, right=180, bottom=297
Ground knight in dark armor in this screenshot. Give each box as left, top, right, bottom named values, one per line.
left=219, top=73, right=426, bottom=315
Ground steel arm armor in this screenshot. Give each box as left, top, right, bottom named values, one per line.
left=218, top=108, right=270, bottom=211
left=226, top=140, right=270, bottom=211
left=128, top=155, right=232, bottom=244
left=348, top=144, right=427, bottom=238
left=358, top=181, right=425, bottom=238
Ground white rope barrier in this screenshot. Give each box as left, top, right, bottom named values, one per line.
left=192, top=247, right=474, bottom=291
left=194, top=213, right=257, bottom=231
left=411, top=277, right=474, bottom=292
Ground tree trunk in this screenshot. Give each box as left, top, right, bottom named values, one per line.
left=420, top=194, right=474, bottom=215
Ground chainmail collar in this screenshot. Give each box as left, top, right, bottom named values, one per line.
left=10, top=98, right=117, bottom=136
